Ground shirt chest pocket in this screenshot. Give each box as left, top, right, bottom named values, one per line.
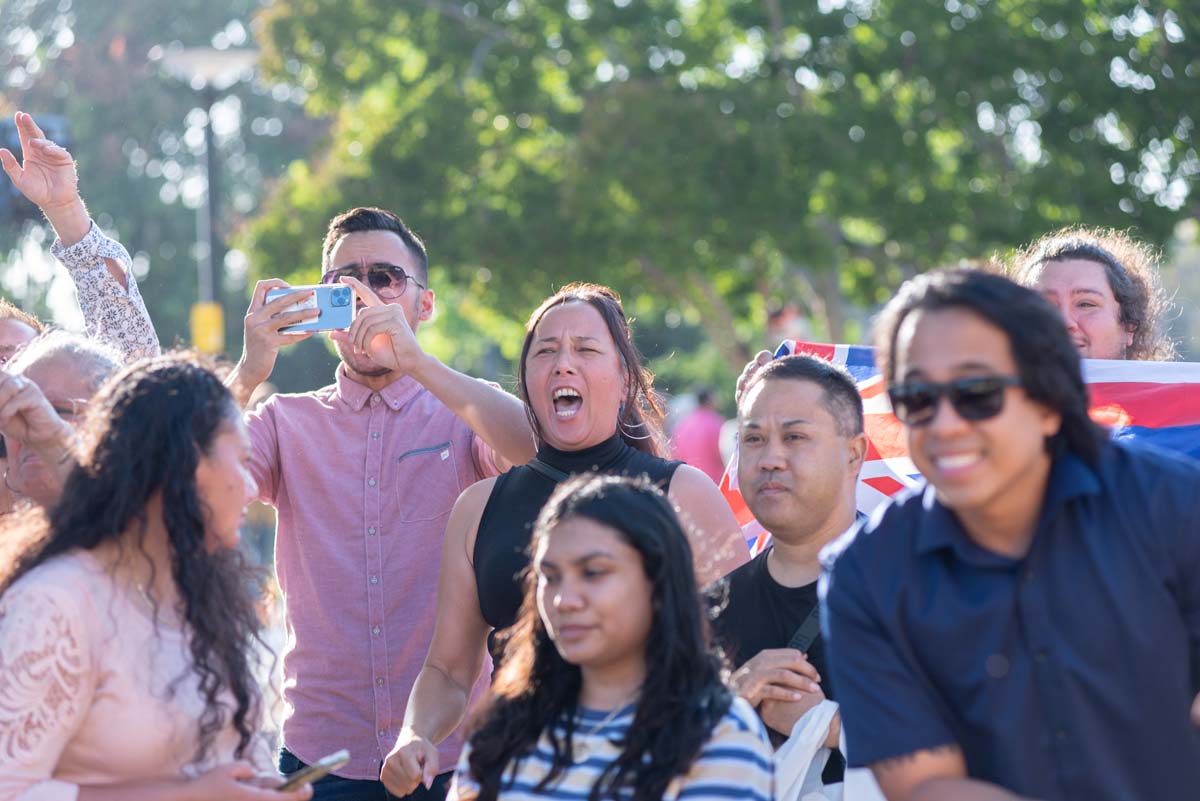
left=396, top=441, right=461, bottom=523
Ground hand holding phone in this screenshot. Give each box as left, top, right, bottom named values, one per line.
left=277, top=749, right=351, bottom=792
left=265, top=284, right=356, bottom=333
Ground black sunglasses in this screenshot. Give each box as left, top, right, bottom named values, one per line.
left=887, top=375, right=1022, bottom=426
left=320, top=263, right=425, bottom=299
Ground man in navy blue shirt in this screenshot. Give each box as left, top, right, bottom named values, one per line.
left=821, top=269, right=1200, bottom=801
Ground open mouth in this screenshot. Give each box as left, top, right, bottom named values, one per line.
left=553, top=387, right=583, bottom=419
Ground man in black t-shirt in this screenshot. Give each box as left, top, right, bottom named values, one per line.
left=710, top=355, right=867, bottom=788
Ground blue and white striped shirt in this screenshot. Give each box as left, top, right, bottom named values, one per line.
left=449, top=696, right=773, bottom=801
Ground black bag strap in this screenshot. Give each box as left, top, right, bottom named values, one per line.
left=786, top=603, right=822, bottom=653
left=528, top=458, right=569, bottom=483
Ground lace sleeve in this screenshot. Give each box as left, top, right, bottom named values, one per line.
left=0, top=580, right=94, bottom=801
left=50, top=221, right=162, bottom=363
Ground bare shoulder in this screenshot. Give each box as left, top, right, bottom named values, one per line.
left=667, top=463, right=723, bottom=503
left=451, top=475, right=500, bottom=564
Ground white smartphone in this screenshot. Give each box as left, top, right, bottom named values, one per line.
left=276, top=749, right=351, bottom=792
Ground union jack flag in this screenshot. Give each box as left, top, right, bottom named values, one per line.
left=721, top=340, right=1200, bottom=555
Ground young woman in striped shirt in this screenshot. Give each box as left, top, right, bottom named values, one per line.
left=448, top=474, right=773, bottom=801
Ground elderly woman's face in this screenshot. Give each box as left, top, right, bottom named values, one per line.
left=525, top=302, right=628, bottom=452
left=1031, top=258, right=1132, bottom=360
left=8, top=354, right=95, bottom=506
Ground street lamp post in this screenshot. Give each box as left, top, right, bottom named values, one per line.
left=200, top=84, right=219, bottom=308
left=159, top=47, right=258, bottom=354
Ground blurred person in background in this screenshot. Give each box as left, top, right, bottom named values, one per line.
left=670, top=386, right=727, bottom=483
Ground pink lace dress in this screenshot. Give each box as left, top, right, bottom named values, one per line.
left=0, top=550, right=267, bottom=800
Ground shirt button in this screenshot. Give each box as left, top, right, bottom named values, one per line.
left=372, top=625, right=381, bottom=635
left=378, top=729, right=387, bottom=738
left=370, top=575, right=379, bottom=585
left=368, top=478, right=377, bottom=487
left=1056, top=729, right=1068, bottom=743
left=1023, top=569, right=1035, bottom=584
left=372, top=431, right=380, bottom=439
left=376, top=677, right=385, bottom=687
left=368, top=526, right=376, bottom=535
left=371, top=394, right=381, bottom=404
left=1035, top=649, right=1048, bottom=663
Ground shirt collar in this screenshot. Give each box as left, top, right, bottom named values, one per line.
left=914, top=448, right=1103, bottom=560
left=334, top=364, right=425, bottom=412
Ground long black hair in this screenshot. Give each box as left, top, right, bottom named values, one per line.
left=874, top=268, right=1108, bottom=464
left=466, top=474, right=730, bottom=801
left=0, top=352, right=266, bottom=764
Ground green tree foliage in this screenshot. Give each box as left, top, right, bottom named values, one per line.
left=248, top=2, right=1200, bottom=380
left=0, top=0, right=323, bottom=372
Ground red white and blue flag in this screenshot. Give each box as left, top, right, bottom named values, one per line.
left=720, top=340, right=1200, bottom=555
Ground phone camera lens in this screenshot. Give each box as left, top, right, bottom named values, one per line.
left=332, top=287, right=351, bottom=307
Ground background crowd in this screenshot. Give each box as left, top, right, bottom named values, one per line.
left=2, top=4, right=1200, bottom=801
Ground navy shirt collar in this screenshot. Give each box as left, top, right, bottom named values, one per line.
left=914, top=447, right=1104, bottom=563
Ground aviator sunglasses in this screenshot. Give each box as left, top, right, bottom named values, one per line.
left=320, top=263, right=425, bottom=300
left=887, top=375, right=1022, bottom=426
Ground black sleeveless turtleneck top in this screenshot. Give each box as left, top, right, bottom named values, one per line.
left=474, top=433, right=681, bottom=651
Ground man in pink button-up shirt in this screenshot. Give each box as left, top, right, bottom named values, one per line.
left=226, top=208, right=535, bottom=801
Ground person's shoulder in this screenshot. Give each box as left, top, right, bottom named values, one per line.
left=664, top=462, right=720, bottom=505
left=704, top=550, right=762, bottom=654
left=821, top=486, right=927, bottom=573
left=2, top=552, right=102, bottom=632
left=1105, top=437, right=1200, bottom=483
left=456, top=474, right=503, bottom=552
left=1095, top=439, right=1200, bottom=530
left=459, top=474, right=501, bottom=508
left=10, top=550, right=105, bottom=595
left=262, top=382, right=340, bottom=408
left=712, top=547, right=766, bottom=595
left=249, top=383, right=340, bottom=424
left=628, top=446, right=685, bottom=480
